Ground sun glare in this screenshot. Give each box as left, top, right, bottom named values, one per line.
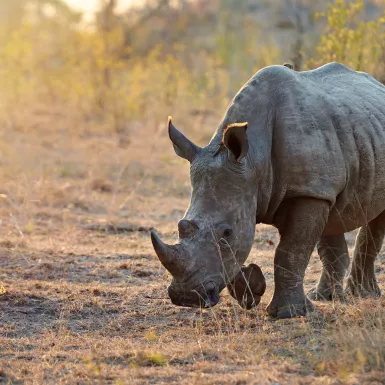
left=65, top=0, right=139, bottom=15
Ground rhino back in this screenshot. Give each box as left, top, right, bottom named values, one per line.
left=213, top=63, right=385, bottom=232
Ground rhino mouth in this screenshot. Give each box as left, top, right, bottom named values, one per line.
left=168, top=281, right=222, bottom=308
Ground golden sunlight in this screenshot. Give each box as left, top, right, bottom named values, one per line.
left=65, top=0, right=140, bottom=16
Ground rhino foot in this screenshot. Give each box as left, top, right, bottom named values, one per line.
left=267, top=293, right=314, bottom=319
left=308, top=283, right=347, bottom=302
left=345, top=276, right=381, bottom=298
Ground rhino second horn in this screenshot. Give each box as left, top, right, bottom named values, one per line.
left=151, top=230, right=179, bottom=275
left=178, top=219, right=197, bottom=239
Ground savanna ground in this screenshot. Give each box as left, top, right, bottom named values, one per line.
left=1, top=108, right=385, bottom=385
left=1, top=0, right=385, bottom=384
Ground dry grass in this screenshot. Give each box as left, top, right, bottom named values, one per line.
left=1, top=112, right=385, bottom=385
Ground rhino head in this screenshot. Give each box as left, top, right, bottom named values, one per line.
left=151, top=118, right=262, bottom=308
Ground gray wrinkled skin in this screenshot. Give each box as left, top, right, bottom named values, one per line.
left=151, top=62, right=385, bottom=318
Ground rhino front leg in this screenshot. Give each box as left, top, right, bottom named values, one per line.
left=345, top=211, right=384, bottom=298
left=308, top=234, right=350, bottom=302
left=267, top=198, right=330, bottom=319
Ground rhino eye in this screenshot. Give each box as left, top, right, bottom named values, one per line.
left=223, top=228, right=232, bottom=237
left=217, top=224, right=233, bottom=244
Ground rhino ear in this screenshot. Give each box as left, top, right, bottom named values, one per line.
left=168, top=117, right=200, bottom=162
left=223, top=122, right=248, bottom=161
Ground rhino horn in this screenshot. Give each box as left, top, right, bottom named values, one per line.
left=151, top=230, right=181, bottom=275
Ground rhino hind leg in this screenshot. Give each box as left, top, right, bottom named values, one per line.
left=308, top=234, right=349, bottom=302
left=345, top=213, right=384, bottom=298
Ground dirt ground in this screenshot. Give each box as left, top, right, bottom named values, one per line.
left=1, top=114, right=385, bottom=385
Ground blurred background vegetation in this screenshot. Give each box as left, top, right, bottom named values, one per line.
left=0, top=0, right=384, bottom=141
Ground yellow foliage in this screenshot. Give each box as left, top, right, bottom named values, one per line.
left=355, top=348, right=367, bottom=365
left=147, top=351, right=166, bottom=366
left=131, top=350, right=166, bottom=366
left=25, top=220, right=34, bottom=234
left=2, top=0, right=383, bottom=136
left=145, top=330, right=158, bottom=342
left=0, top=4, right=281, bottom=134
left=0, top=283, right=6, bottom=295
left=308, top=0, right=385, bottom=78
left=314, top=361, right=326, bottom=374
left=82, top=355, right=102, bottom=376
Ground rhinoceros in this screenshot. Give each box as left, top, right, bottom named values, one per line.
left=151, top=62, right=385, bottom=318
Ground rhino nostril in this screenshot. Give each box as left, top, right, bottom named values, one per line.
left=206, top=289, right=219, bottom=306
left=205, top=283, right=219, bottom=307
